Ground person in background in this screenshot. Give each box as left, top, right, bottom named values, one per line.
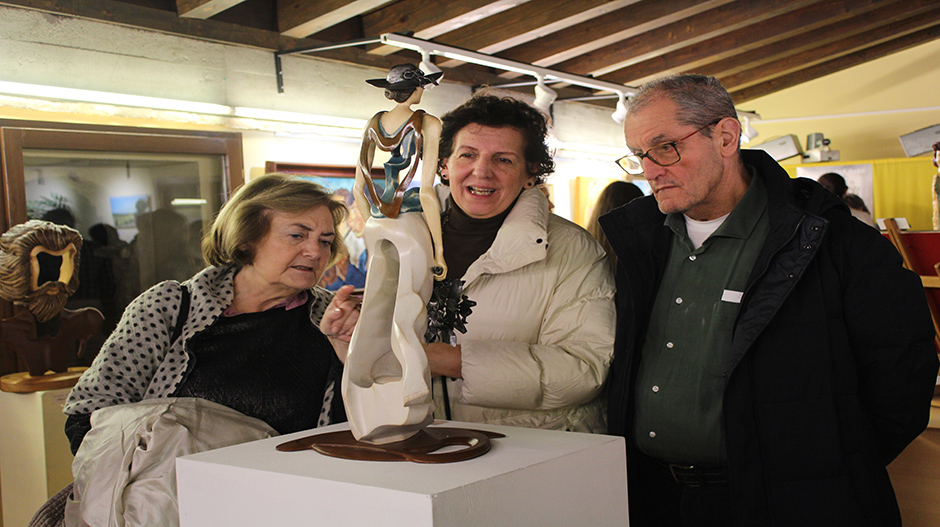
left=587, top=180, right=644, bottom=273
left=537, top=182, right=555, bottom=211
left=843, top=193, right=876, bottom=227
left=817, top=171, right=877, bottom=227
left=61, top=174, right=360, bottom=526
left=427, top=93, right=615, bottom=432
left=601, top=73, right=938, bottom=526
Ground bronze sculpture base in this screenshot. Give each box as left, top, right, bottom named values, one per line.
left=276, top=426, right=505, bottom=463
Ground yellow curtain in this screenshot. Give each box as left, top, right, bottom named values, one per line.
left=784, top=157, right=937, bottom=231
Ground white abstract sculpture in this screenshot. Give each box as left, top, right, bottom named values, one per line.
left=343, top=64, right=446, bottom=444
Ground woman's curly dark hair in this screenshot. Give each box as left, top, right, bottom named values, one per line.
left=438, top=94, right=555, bottom=184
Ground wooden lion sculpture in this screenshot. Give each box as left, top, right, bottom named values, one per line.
left=0, top=220, right=104, bottom=377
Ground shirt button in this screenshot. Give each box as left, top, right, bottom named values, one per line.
left=675, top=297, right=683, bottom=304
left=689, top=255, right=696, bottom=261
left=666, top=342, right=674, bottom=349
left=649, top=431, right=656, bottom=438
left=652, top=385, right=660, bottom=392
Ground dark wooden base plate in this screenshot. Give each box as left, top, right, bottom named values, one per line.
left=277, top=426, right=506, bottom=463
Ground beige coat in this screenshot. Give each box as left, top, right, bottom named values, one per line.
left=434, top=187, right=616, bottom=433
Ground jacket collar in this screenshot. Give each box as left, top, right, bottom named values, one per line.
left=599, top=149, right=843, bottom=264
left=439, top=186, right=550, bottom=285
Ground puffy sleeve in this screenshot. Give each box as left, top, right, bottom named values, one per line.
left=837, top=214, right=939, bottom=463
left=456, top=224, right=616, bottom=410
left=64, top=280, right=184, bottom=417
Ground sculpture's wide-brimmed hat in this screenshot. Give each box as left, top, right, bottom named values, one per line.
left=366, top=64, right=442, bottom=90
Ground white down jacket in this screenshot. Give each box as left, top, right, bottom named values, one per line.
left=434, top=186, right=616, bottom=433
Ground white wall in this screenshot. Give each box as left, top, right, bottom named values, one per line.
left=745, top=38, right=940, bottom=163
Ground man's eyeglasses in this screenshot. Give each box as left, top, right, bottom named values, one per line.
left=615, top=120, right=722, bottom=175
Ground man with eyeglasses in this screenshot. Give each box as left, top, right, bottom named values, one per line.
left=599, top=74, right=938, bottom=527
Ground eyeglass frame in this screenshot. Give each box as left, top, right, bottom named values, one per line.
left=615, top=119, right=723, bottom=175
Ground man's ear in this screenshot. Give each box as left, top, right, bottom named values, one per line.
left=716, top=117, right=742, bottom=157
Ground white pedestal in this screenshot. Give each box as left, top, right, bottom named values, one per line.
left=177, top=421, right=629, bottom=527
left=0, top=388, right=74, bottom=527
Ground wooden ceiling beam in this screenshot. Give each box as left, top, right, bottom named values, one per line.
left=603, top=0, right=899, bottom=86
left=435, top=0, right=638, bottom=56
left=496, top=0, right=733, bottom=70
left=363, top=0, right=529, bottom=56
left=729, top=23, right=940, bottom=103
left=277, top=0, right=395, bottom=38
left=552, top=0, right=821, bottom=78
left=695, top=0, right=940, bottom=80
left=176, top=0, right=246, bottom=19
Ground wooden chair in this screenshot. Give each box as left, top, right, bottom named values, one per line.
left=883, top=218, right=940, bottom=353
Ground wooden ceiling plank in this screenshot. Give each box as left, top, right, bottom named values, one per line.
left=177, top=0, right=246, bottom=19
left=497, top=0, right=733, bottom=70
left=363, top=0, right=529, bottom=56
left=604, top=0, right=902, bottom=86
left=694, top=0, right=940, bottom=80
left=433, top=0, right=642, bottom=69
left=553, top=0, right=821, bottom=78
left=722, top=10, right=940, bottom=92
left=438, top=0, right=639, bottom=55
left=277, top=0, right=395, bottom=38
left=730, top=23, right=940, bottom=102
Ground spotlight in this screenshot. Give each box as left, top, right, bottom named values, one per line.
left=533, top=76, right=557, bottom=113
left=419, top=48, right=442, bottom=90
left=611, top=92, right=627, bottom=124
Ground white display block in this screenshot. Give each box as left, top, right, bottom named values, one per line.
left=177, top=421, right=629, bottom=527
left=0, top=388, right=74, bottom=527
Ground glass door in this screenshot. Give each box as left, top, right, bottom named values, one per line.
left=0, top=120, right=243, bottom=374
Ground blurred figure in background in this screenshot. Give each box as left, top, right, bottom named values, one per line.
left=817, top=172, right=876, bottom=228
left=844, top=193, right=876, bottom=228
left=587, top=181, right=644, bottom=273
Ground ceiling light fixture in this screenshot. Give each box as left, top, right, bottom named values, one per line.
left=533, top=76, right=557, bottom=113
left=232, top=107, right=366, bottom=129
left=611, top=92, right=628, bottom=124
left=0, top=80, right=368, bottom=135
left=737, top=111, right=761, bottom=144
left=418, top=48, right=443, bottom=89
left=0, top=80, right=231, bottom=115
left=275, top=33, right=637, bottom=100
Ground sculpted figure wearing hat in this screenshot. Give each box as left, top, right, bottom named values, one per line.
left=342, top=63, right=445, bottom=444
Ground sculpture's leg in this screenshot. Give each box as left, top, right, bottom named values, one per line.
left=343, top=215, right=434, bottom=444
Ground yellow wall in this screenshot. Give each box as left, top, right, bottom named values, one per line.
left=782, top=157, right=937, bottom=231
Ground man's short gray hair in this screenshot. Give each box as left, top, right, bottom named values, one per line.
left=628, top=74, right=738, bottom=138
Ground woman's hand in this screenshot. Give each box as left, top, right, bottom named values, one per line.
left=322, top=285, right=361, bottom=363
left=424, top=342, right=462, bottom=379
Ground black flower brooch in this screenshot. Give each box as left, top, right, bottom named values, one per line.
left=425, top=278, right=475, bottom=345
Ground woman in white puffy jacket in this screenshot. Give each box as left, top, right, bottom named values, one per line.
left=426, top=94, right=616, bottom=433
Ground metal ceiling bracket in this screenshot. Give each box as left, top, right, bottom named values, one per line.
left=275, top=37, right=382, bottom=93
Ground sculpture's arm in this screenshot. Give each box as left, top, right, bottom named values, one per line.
left=354, top=116, right=379, bottom=222
left=419, top=114, right=447, bottom=280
